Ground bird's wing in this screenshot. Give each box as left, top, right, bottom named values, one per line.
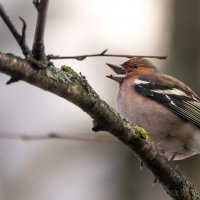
left=134, top=73, right=200, bottom=128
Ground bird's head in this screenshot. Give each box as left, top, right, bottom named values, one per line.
left=106, top=58, right=159, bottom=83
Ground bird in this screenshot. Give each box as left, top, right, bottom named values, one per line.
left=106, top=58, right=200, bottom=161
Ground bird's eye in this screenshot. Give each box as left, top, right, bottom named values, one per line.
left=132, top=63, right=139, bottom=68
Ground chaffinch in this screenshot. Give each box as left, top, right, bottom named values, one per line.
left=106, top=58, right=200, bottom=161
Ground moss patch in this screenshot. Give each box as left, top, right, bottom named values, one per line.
left=133, top=125, right=148, bottom=140
left=61, top=65, right=79, bottom=77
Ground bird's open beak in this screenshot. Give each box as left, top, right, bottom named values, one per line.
left=106, top=63, right=127, bottom=82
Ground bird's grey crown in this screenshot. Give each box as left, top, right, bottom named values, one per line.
left=131, top=57, right=160, bottom=72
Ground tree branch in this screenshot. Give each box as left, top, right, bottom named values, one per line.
left=0, top=51, right=199, bottom=200
left=0, top=3, right=30, bottom=56
left=32, top=0, right=49, bottom=62
left=48, top=49, right=167, bottom=61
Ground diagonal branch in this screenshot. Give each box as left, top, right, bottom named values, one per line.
left=0, top=4, right=30, bottom=56
left=32, top=0, right=49, bottom=61
left=0, top=51, right=199, bottom=200
left=48, top=49, right=167, bottom=61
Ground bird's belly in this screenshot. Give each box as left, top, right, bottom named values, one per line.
left=117, top=88, right=179, bottom=141
left=117, top=86, right=200, bottom=160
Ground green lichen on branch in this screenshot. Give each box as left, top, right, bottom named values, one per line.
left=46, top=65, right=99, bottom=98
left=46, top=65, right=79, bottom=83
left=133, top=125, right=148, bottom=140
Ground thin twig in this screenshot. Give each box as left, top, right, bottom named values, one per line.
left=0, top=132, right=117, bottom=143
left=48, top=49, right=167, bottom=61
left=32, top=0, right=49, bottom=61
left=0, top=3, right=30, bottom=56
left=18, top=17, right=26, bottom=41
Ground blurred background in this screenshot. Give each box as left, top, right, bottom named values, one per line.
left=0, top=0, right=200, bottom=199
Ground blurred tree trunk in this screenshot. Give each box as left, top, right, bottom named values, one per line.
left=167, top=0, right=200, bottom=192
left=167, top=0, right=200, bottom=93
